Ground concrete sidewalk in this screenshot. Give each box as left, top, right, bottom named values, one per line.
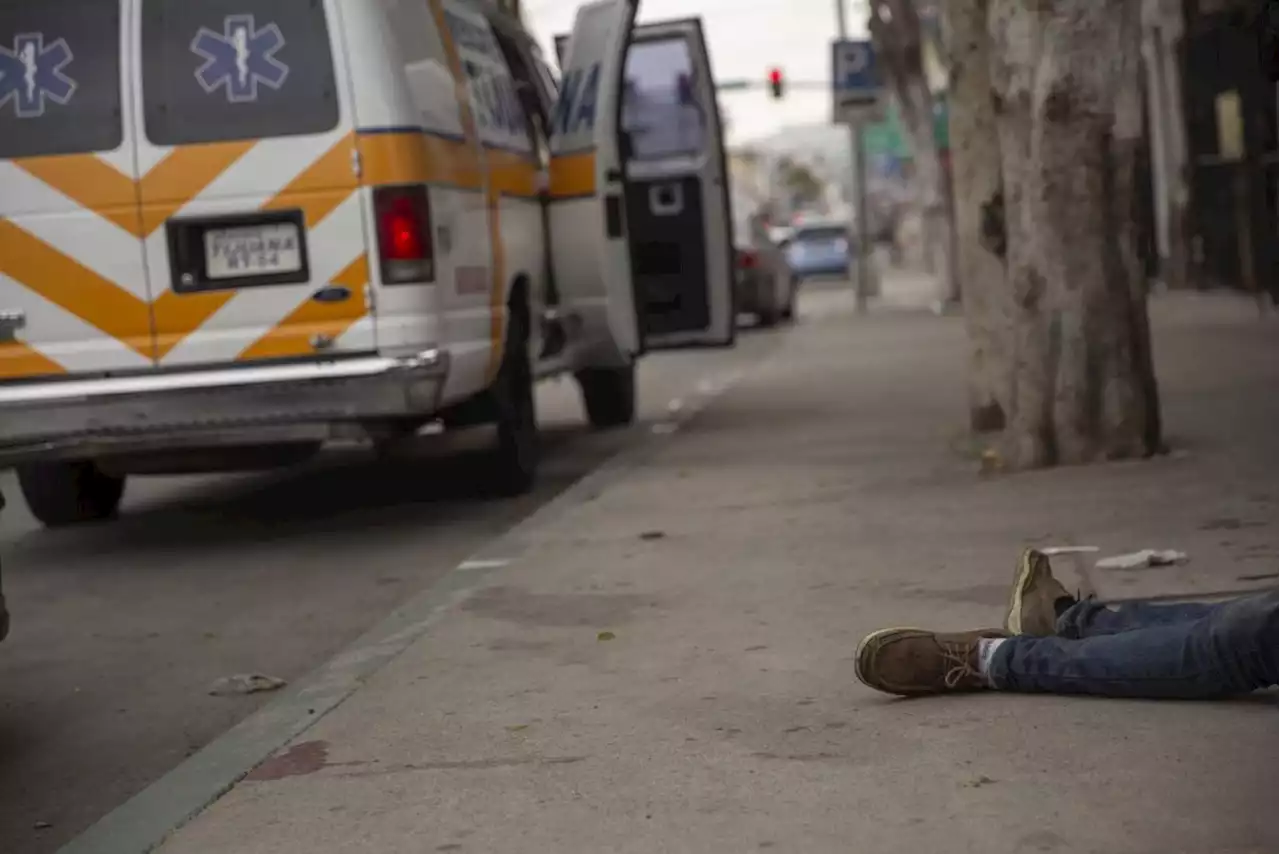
left=140, top=292, right=1276, bottom=853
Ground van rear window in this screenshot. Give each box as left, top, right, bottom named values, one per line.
left=140, top=0, right=339, bottom=146
left=0, top=0, right=123, bottom=159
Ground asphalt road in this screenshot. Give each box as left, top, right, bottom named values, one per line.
left=0, top=318, right=795, bottom=854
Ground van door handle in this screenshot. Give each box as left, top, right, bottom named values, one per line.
left=604, top=194, right=624, bottom=238
left=605, top=168, right=624, bottom=183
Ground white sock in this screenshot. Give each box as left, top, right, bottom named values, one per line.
left=976, top=638, right=1007, bottom=688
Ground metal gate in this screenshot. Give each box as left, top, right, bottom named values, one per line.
left=1180, top=1, right=1278, bottom=301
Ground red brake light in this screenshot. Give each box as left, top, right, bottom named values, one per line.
left=737, top=248, right=759, bottom=270
left=374, top=186, right=434, bottom=284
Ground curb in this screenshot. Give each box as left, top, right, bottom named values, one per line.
left=56, top=358, right=764, bottom=854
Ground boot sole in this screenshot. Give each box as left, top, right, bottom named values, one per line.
left=1004, top=550, right=1038, bottom=635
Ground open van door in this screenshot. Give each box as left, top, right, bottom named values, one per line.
left=619, top=17, right=735, bottom=349
left=547, top=0, right=642, bottom=369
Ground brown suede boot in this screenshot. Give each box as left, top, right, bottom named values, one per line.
left=1004, top=549, right=1074, bottom=636
left=855, top=628, right=1008, bottom=696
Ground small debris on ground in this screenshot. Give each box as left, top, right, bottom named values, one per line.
left=639, top=530, right=666, bottom=541
left=1041, top=546, right=1100, bottom=556
left=34, top=821, right=52, bottom=830
left=208, top=673, right=288, bottom=697
left=1095, top=549, right=1188, bottom=570
left=597, top=631, right=616, bottom=642
left=978, top=448, right=1003, bottom=475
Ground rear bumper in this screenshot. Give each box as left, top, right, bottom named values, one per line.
left=791, top=260, right=849, bottom=278
left=0, top=350, right=449, bottom=466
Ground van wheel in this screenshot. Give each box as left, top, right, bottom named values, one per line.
left=757, top=306, right=780, bottom=327
left=17, top=460, right=126, bottom=528
left=481, top=300, right=538, bottom=497
left=576, top=362, right=637, bottom=429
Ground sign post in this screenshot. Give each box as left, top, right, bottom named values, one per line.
left=831, top=38, right=884, bottom=314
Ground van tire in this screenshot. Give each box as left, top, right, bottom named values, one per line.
left=576, top=362, right=637, bottom=429
left=17, top=460, right=126, bottom=528
left=481, top=299, right=538, bottom=497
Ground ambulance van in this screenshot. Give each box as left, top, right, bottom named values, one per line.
left=0, top=0, right=735, bottom=527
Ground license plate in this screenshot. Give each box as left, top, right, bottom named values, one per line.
left=204, top=223, right=303, bottom=280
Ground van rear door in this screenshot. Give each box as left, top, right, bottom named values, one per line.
left=132, top=0, right=372, bottom=368
left=547, top=0, right=642, bottom=368
left=622, top=17, right=736, bottom=349
left=0, top=0, right=155, bottom=381
left=550, top=9, right=736, bottom=360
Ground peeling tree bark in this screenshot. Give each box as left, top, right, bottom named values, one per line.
left=869, top=0, right=958, bottom=308
left=943, top=0, right=1009, bottom=432
left=989, top=0, right=1050, bottom=465
left=989, top=0, right=1163, bottom=468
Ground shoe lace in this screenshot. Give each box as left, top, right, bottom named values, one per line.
left=941, top=642, right=979, bottom=688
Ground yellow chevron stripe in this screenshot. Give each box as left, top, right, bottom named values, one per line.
left=151, top=134, right=359, bottom=359
left=0, top=219, right=154, bottom=359
left=12, top=142, right=257, bottom=239
left=237, top=256, right=369, bottom=361
left=137, top=141, right=258, bottom=235
left=0, top=341, right=66, bottom=380
left=261, top=132, right=358, bottom=227
left=10, top=155, right=141, bottom=234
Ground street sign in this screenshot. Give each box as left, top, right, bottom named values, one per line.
left=831, top=39, right=883, bottom=124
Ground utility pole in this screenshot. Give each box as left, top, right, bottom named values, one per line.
left=834, top=0, right=873, bottom=313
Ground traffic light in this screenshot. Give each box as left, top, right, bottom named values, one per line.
left=767, top=67, right=784, bottom=99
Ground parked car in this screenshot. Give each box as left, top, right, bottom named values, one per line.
left=786, top=221, right=852, bottom=281
left=734, top=219, right=797, bottom=326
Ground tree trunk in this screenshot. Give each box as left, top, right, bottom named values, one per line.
left=989, top=0, right=1051, bottom=466
left=869, top=0, right=958, bottom=309
left=944, top=0, right=1009, bottom=432
left=990, top=0, right=1163, bottom=468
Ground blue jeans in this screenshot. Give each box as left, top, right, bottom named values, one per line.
left=987, top=592, right=1278, bottom=699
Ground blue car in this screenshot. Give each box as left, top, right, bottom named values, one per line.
left=786, top=223, right=851, bottom=280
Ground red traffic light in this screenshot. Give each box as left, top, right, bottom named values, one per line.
left=767, top=67, right=784, bottom=99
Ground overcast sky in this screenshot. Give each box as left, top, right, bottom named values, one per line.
left=523, top=0, right=870, bottom=145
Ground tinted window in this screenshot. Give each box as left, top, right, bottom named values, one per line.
left=621, top=36, right=706, bottom=161
left=0, top=0, right=122, bottom=159
left=795, top=226, right=847, bottom=243
left=141, top=0, right=339, bottom=146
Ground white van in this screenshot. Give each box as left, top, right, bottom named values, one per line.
left=0, top=0, right=735, bottom=527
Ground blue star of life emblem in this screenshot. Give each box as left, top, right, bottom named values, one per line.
left=0, top=33, right=77, bottom=119
left=191, top=14, right=289, bottom=104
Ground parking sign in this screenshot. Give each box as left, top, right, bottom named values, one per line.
left=831, top=39, right=882, bottom=124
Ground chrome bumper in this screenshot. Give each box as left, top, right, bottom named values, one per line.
left=0, top=350, right=449, bottom=466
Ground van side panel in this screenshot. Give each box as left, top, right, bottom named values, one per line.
left=0, top=0, right=154, bottom=380
left=457, top=7, right=548, bottom=380
left=342, top=0, right=501, bottom=408
left=130, top=0, right=371, bottom=369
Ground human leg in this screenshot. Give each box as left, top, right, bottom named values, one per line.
left=855, top=591, right=1277, bottom=699
left=1005, top=548, right=1225, bottom=638
left=988, top=592, right=1277, bottom=698
left=1055, top=597, right=1222, bottom=639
